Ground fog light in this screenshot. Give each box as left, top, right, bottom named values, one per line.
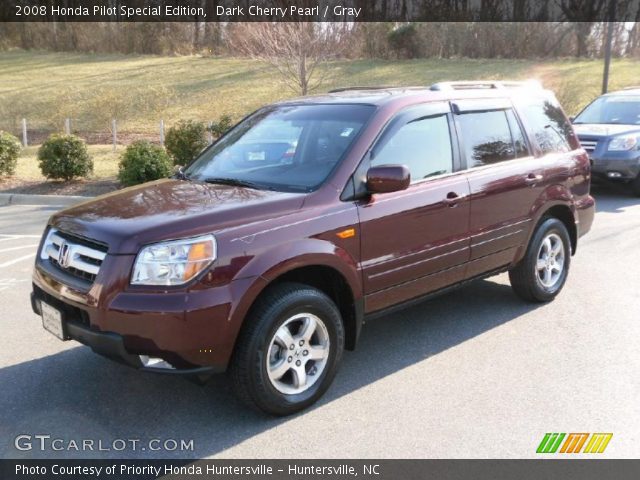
left=139, top=355, right=175, bottom=370
left=607, top=171, right=623, bottom=178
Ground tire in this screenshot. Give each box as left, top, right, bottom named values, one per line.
left=229, top=282, right=345, bottom=416
left=509, top=217, right=571, bottom=303
left=631, top=174, right=640, bottom=197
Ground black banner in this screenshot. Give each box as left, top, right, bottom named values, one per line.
left=1, top=0, right=639, bottom=22
left=2, top=460, right=640, bottom=480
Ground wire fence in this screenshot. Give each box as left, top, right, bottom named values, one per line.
left=0, top=118, right=217, bottom=151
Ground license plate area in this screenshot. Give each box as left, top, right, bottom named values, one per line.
left=41, top=301, right=67, bottom=341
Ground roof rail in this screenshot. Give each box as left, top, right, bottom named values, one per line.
left=328, top=86, right=398, bottom=93
left=430, top=80, right=543, bottom=91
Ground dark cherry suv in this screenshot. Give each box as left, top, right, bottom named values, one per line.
left=32, top=81, right=594, bottom=415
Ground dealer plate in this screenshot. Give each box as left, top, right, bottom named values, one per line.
left=41, top=301, right=65, bottom=340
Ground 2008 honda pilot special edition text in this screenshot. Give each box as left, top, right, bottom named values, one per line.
left=32, top=81, right=595, bottom=415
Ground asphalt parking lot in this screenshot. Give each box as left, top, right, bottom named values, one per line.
left=0, top=185, right=639, bottom=460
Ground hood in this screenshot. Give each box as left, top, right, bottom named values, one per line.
left=50, top=179, right=305, bottom=253
left=573, top=123, right=640, bottom=138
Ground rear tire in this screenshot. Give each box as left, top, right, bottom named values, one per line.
left=509, top=217, right=571, bottom=303
left=229, top=282, right=344, bottom=416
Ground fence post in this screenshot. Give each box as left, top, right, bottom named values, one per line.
left=65, top=118, right=70, bottom=135
left=22, top=118, right=28, bottom=147
left=159, top=119, right=165, bottom=146
left=207, top=121, right=213, bottom=144
left=112, top=119, right=117, bottom=152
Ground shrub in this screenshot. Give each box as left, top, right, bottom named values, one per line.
left=387, top=23, right=421, bottom=59
left=0, top=131, right=22, bottom=176
left=118, top=141, right=173, bottom=186
left=209, top=114, right=233, bottom=139
left=165, top=120, right=208, bottom=166
left=38, top=134, right=93, bottom=181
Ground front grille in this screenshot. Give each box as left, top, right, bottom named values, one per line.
left=42, top=229, right=108, bottom=284
left=579, top=139, right=598, bottom=152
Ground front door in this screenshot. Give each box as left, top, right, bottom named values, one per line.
left=357, top=103, right=471, bottom=313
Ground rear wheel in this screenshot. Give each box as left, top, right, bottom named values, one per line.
left=509, top=217, right=571, bottom=303
left=229, top=282, right=344, bottom=416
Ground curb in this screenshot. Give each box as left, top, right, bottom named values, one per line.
left=0, top=193, right=91, bottom=207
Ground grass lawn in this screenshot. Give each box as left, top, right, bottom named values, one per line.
left=1, top=51, right=639, bottom=194
left=1, top=50, right=639, bottom=135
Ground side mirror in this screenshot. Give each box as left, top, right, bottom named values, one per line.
left=569, top=116, right=575, bottom=123
left=366, top=164, right=410, bottom=194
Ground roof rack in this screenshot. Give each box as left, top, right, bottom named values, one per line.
left=430, top=80, right=543, bottom=91
left=328, top=86, right=397, bottom=93
left=328, top=85, right=428, bottom=94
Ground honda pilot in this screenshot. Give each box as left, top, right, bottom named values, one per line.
left=572, top=87, right=640, bottom=195
left=32, top=81, right=595, bottom=415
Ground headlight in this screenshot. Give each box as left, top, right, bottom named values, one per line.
left=131, top=234, right=216, bottom=286
left=608, top=135, right=638, bottom=151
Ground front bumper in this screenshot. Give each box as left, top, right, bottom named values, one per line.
left=32, top=290, right=219, bottom=376
left=590, top=154, right=640, bottom=181
left=32, top=256, right=254, bottom=375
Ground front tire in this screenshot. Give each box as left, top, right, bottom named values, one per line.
left=229, top=282, right=344, bottom=416
left=631, top=174, right=640, bottom=197
left=509, top=217, right=571, bottom=303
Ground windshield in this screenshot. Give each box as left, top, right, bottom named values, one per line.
left=185, top=104, right=374, bottom=192
left=573, top=95, right=640, bottom=125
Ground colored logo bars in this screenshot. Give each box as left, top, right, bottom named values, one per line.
left=537, top=433, right=612, bottom=454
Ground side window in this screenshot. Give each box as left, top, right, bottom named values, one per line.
left=456, top=110, right=516, bottom=168
left=517, top=97, right=575, bottom=154
left=371, top=114, right=453, bottom=182
left=506, top=110, right=530, bottom=158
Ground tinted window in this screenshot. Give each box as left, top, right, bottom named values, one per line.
left=574, top=95, right=640, bottom=125
left=457, top=110, right=517, bottom=167
left=517, top=97, right=574, bottom=154
left=371, top=114, right=453, bottom=182
left=186, top=104, right=374, bottom=192
left=506, top=110, right=530, bottom=158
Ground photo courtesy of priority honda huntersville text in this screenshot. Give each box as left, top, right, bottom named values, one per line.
left=32, top=81, right=594, bottom=416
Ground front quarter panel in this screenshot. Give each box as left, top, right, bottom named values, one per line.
left=211, top=202, right=362, bottom=357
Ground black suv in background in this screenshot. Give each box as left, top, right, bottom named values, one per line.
left=572, top=87, right=640, bottom=195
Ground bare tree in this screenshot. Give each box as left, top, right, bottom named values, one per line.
left=230, top=22, right=350, bottom=95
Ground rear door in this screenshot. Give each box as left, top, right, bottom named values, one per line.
left=357, top=102, right=471, bottom=313
left=453, top=99, right=544, bottom=278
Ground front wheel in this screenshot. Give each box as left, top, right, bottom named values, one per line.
left=631, top=173, right=640, bottom=197
left=229, top=282, right=344, bottom=416
left=509, top=217, right=571, bottom=303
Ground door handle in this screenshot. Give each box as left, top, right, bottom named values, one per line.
left=524, top=173, right=544, bottom=185
left=443, top=191, right=461, bottom=207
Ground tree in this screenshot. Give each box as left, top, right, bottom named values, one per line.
left=558, top=0, right=608, bottom=56
left=230, top=22, right=351, bottom=95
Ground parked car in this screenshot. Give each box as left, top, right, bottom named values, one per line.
left=32, top=81, right=594, bottom=415
left=572, top=87, right=640, bottom=195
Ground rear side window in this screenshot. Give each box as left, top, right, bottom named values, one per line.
left=517, top=97, right=575, bottom=154
left=371, top=114, right=453, bottom=182
left=456, top=110, right=524, bottom=168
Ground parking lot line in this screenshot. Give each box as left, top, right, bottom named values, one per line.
left=0, top=253, right=36, bottom=268
left=0, top=244, right=38, bottom=253
left=0, top=234, right=42, bottom=239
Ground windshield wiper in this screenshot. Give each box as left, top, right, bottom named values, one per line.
left=201, top=177, right=265, bottom=190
